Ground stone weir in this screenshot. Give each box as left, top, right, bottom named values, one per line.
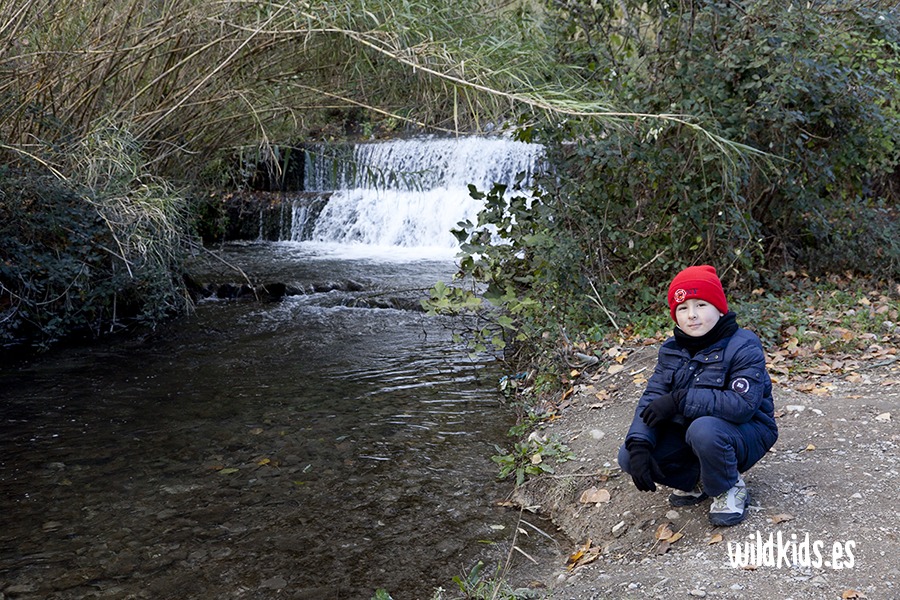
left=210, top=189, right=331, bottom=243
left=205, top=136, right=546, bottom=247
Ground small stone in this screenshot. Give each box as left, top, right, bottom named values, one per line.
left=260, top=576, right=287, bottom=590
left=42, top=521, right=63, bottom=532
left=612, top=521, right=627, bottom=537
left=589, top=429, right=605, bottom=440
left=665, top=510, right=680, bottom=520
left=850, top=492, right=863, bottom=499
left=5, top=584, right=36, bottom=594
left=730, top=584, right=743, bottom=590
left=628, top=582, right=639, bottom=590
left=688, top=590, right=707, bottom=598
left=809, top=575, right=828, bottom=585
left=785, top=405, right=806, bottom=412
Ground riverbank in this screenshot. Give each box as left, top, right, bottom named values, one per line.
left=502, top=338, right=899, bottom=599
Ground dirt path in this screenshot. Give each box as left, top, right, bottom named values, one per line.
left=507, top=344, right=899, bottom=600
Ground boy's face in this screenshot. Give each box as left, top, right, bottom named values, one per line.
left=675, top=299, right=722, bottom=337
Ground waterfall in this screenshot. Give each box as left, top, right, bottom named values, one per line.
left=295, top=136, right=544, bottom=251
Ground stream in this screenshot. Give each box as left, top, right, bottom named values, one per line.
left=0, top=242, right=562, bottom=600
left=0, top=136, right=559, bottom=600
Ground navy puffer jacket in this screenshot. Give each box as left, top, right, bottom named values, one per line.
left=626, top=328, right=778, bottom=448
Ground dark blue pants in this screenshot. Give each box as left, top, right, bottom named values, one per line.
left=617, top=416, right=777, bottom=497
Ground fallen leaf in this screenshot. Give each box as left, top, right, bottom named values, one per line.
left=770, top=513, right=794, bottom=524
left=566, top=539, right=602, bottom=570
left=531, top=453, right=542, bottom=465
left=708, top=533, right=724, bottom=545
left=218, top=467, right=239, bottom=475
left=569, top=369, right=580, bottom=378
left=842, top=590, right=867, bottom=599
left=257, top=458, right=271, bottom=466
left=249, top=427, right=264, bottom=435
left=805, top=443, right=816, bottom=451
left=666, top=531, right=684, bottom=544
left=608, top=364, right=625, bottom=375
left=579, top=487, right=611, bottom=504
left=655, top=523, right=675, bottom=541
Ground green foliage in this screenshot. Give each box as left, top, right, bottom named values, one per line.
left=441, top=0, right=900, bottom=367
left=491, top=432, right=574, bottom=487
left=539, top=0, right=900, bottom=282
left=0, top=126, right=192, bottom=352
left=434, top=560, right=522, bottom=600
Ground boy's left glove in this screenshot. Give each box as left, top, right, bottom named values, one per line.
left=640, top=392, right=679, bottom=428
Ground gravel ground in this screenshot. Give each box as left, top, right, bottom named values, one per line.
left=506, top=344, right=899, bottom=600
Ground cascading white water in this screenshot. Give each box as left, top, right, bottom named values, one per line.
left=296, top=136, right=544, bottom=252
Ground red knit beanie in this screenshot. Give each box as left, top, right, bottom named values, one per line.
left=667, top=265, right=729, bottom=321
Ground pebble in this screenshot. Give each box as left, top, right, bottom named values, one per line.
left=851, top=492, right=863, bottom=499
left=730, top=583, right=743, bottom=590
left=665, top=510, right=680, bottom=520
left=260, top=576, right=287, bottom=590
left=589, top=429, right=605, bottom=440
left=785, top=405, right=806, bottom=412
left=612, top=521, right=627, bottom=537
left=688, top=590, right=707, bottom=597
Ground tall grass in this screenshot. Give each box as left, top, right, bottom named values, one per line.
left=0, top=0, right=575, bottom=178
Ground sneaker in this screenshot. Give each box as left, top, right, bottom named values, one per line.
left=708, top=477, right=750, bottom=526
left=668, top=483, right=708, bottom=507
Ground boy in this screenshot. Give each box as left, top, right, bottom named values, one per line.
left=617, top=265, right=778, bottom=526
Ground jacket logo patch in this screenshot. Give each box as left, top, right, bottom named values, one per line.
left=731, top=377, right=750, bottom=394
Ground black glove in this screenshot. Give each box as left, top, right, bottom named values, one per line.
left=640, top=393, right=679, bottom=428
left=627, top=440, right=664, bottom=492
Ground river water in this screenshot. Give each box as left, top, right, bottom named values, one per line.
left=0, top=242, right=558, bottom=600
left=0, top=138, right=559, bottom=599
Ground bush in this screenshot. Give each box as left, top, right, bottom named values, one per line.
left=0, top=170, right=191, bottom=352
left=447, top=0, right=900, bottom=359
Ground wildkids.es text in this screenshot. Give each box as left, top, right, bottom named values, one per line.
left=726, top=531, right=856, bottom=570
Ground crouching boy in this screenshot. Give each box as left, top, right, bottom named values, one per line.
left=618, top=265, right=778, bottom=526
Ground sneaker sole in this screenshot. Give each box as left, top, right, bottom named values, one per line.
left=708, top=492, right=751, bottom=527
left=668, top=492, right=709, bottom=507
